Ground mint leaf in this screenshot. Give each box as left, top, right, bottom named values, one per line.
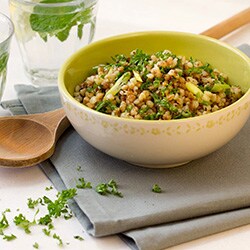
left=55, top=26, right=71, bottom=42
left=78, top=23, right=84, bottom=39
left=0, top=52, right=9, bottom=73
left=29, top=0, right=94, bottom=42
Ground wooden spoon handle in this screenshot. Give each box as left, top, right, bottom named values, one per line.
left=31, top=108, right=67, bottom=129
left=200, top=7, right=250, bottom=39
left=28, top=108, right=70, bottom=138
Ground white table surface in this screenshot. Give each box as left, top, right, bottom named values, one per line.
left=0, top=1, right=250, bottom=249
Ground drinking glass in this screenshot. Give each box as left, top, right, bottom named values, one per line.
left=9, top=0, right=98, bottom=86
left=0, top=13, right=14, bottom=102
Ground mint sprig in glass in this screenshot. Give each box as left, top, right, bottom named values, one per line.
left=0, top=13, right=14, bottom=102
left=9, top=0, right=98, bottom=85
left=30, top=0, right=94, bottom=42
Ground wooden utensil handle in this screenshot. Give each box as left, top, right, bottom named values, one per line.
left=200, top=7, right=250, bottom=39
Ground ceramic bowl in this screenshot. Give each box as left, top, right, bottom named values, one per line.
left=58, top=31, right=250, bottom=168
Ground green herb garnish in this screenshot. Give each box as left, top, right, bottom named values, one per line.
left=27, top=198, right=42, bottom=209
left=45, top=186, right=53, bottom=191
left=43, top=188, right=77, bottom=218
left=0, top=209, right=10, bottom=235
left=76, top=165, right=83, bottom=172
left=108, top=179, right=123, bottom=197
left=42, top=223, right=54, bottom=236
left=42, top=227, right=51, bottom=236
left=152, top=184, right=162, bottom=193
left=76, top=178, right=92, bottom=189
left=95, top=183, right=109, bottom=195
left=155, top=50, right=171, bottom=61
left=96, top=100, right=117, bottom=113
left=129, top=49, right=150, bottom=72
left=0, top=186, right=86, bottom=247
left=95, top=179, right=123, bottom=197
left=74, top=235, right=84, bottom=241
left=53, top=233, right=63, bottom=246
left=13, top=213, right=35, bottom=234
left=33, top=242, right=39, bottom=249
left=3, top=233, right=17, bottom=241
left=38, top=214, right=53, bottom=225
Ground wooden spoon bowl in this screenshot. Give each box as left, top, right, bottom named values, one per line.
left=0, top=108, right=70, bottom=167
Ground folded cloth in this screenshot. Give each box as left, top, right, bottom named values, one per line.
left=1, top=44, right=250, bottom=250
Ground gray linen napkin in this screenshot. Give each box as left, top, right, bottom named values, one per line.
left=1, top=44, right=250, bottom=250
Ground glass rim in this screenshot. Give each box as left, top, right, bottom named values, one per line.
left=9, top=0, right=97, bottom=8
left=0, top=12, right=14, bottom=45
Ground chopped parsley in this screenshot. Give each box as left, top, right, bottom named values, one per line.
left=45, top=186, right=53, bottom=191
left=0, top=209, right=10, bottom=235
left=154, top=50, right=172, bottom=61
left=95, top=183, right=109, bottom=195
left=42, top=223, right=54, bottom=237
left=129, top=49, right=151, bottom=72
left=43, top=188, right=77, bottom=218
left=13, top=213, right=35, bottom=234
left=96, top=100, right=117, bottom=112
left=76, top=165, right=83, bottom=172
left=76, top=178, right=92, bottom=189
left=53, top=233, right=63, bottom=246
left=33, top=242, right=39, bottom=249
left=0, top=174, right=173, bottom=250
left=38, top=214, right=53, bottom=226
left=152, top=184, right=162, bottom=193
left=74, top=235, right=84, bottom=241
left=109, top=49, right=151, bottom=73
left=96, top=179, right=123, bottom=197
left=3, top=233, right=17, bottom=241
left=27, top=198, right=42, bottom=209
left=0, top=187, right=86, bottom=246
left=42, top=227, right=51, bottom=236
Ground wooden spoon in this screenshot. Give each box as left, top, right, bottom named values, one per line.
left=0, top=7, right=249, bottom=168
left=0, top=108, right=70, bottom=167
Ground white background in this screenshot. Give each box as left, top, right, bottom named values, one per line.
left=0, top=0, right=250, bottom=249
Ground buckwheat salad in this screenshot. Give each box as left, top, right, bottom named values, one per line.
left=73, top=49, right=244, bottom=120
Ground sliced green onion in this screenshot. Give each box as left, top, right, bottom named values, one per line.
left=104, top=72, right=131, bottom=100
left=211, top=83, right=230, bottom=92
left=186, top=82, right=203, bottom=98
left=133, top=70, right=143, bottom=82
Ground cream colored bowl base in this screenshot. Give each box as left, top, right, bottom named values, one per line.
left=128, top=161, right=190, bottom=169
